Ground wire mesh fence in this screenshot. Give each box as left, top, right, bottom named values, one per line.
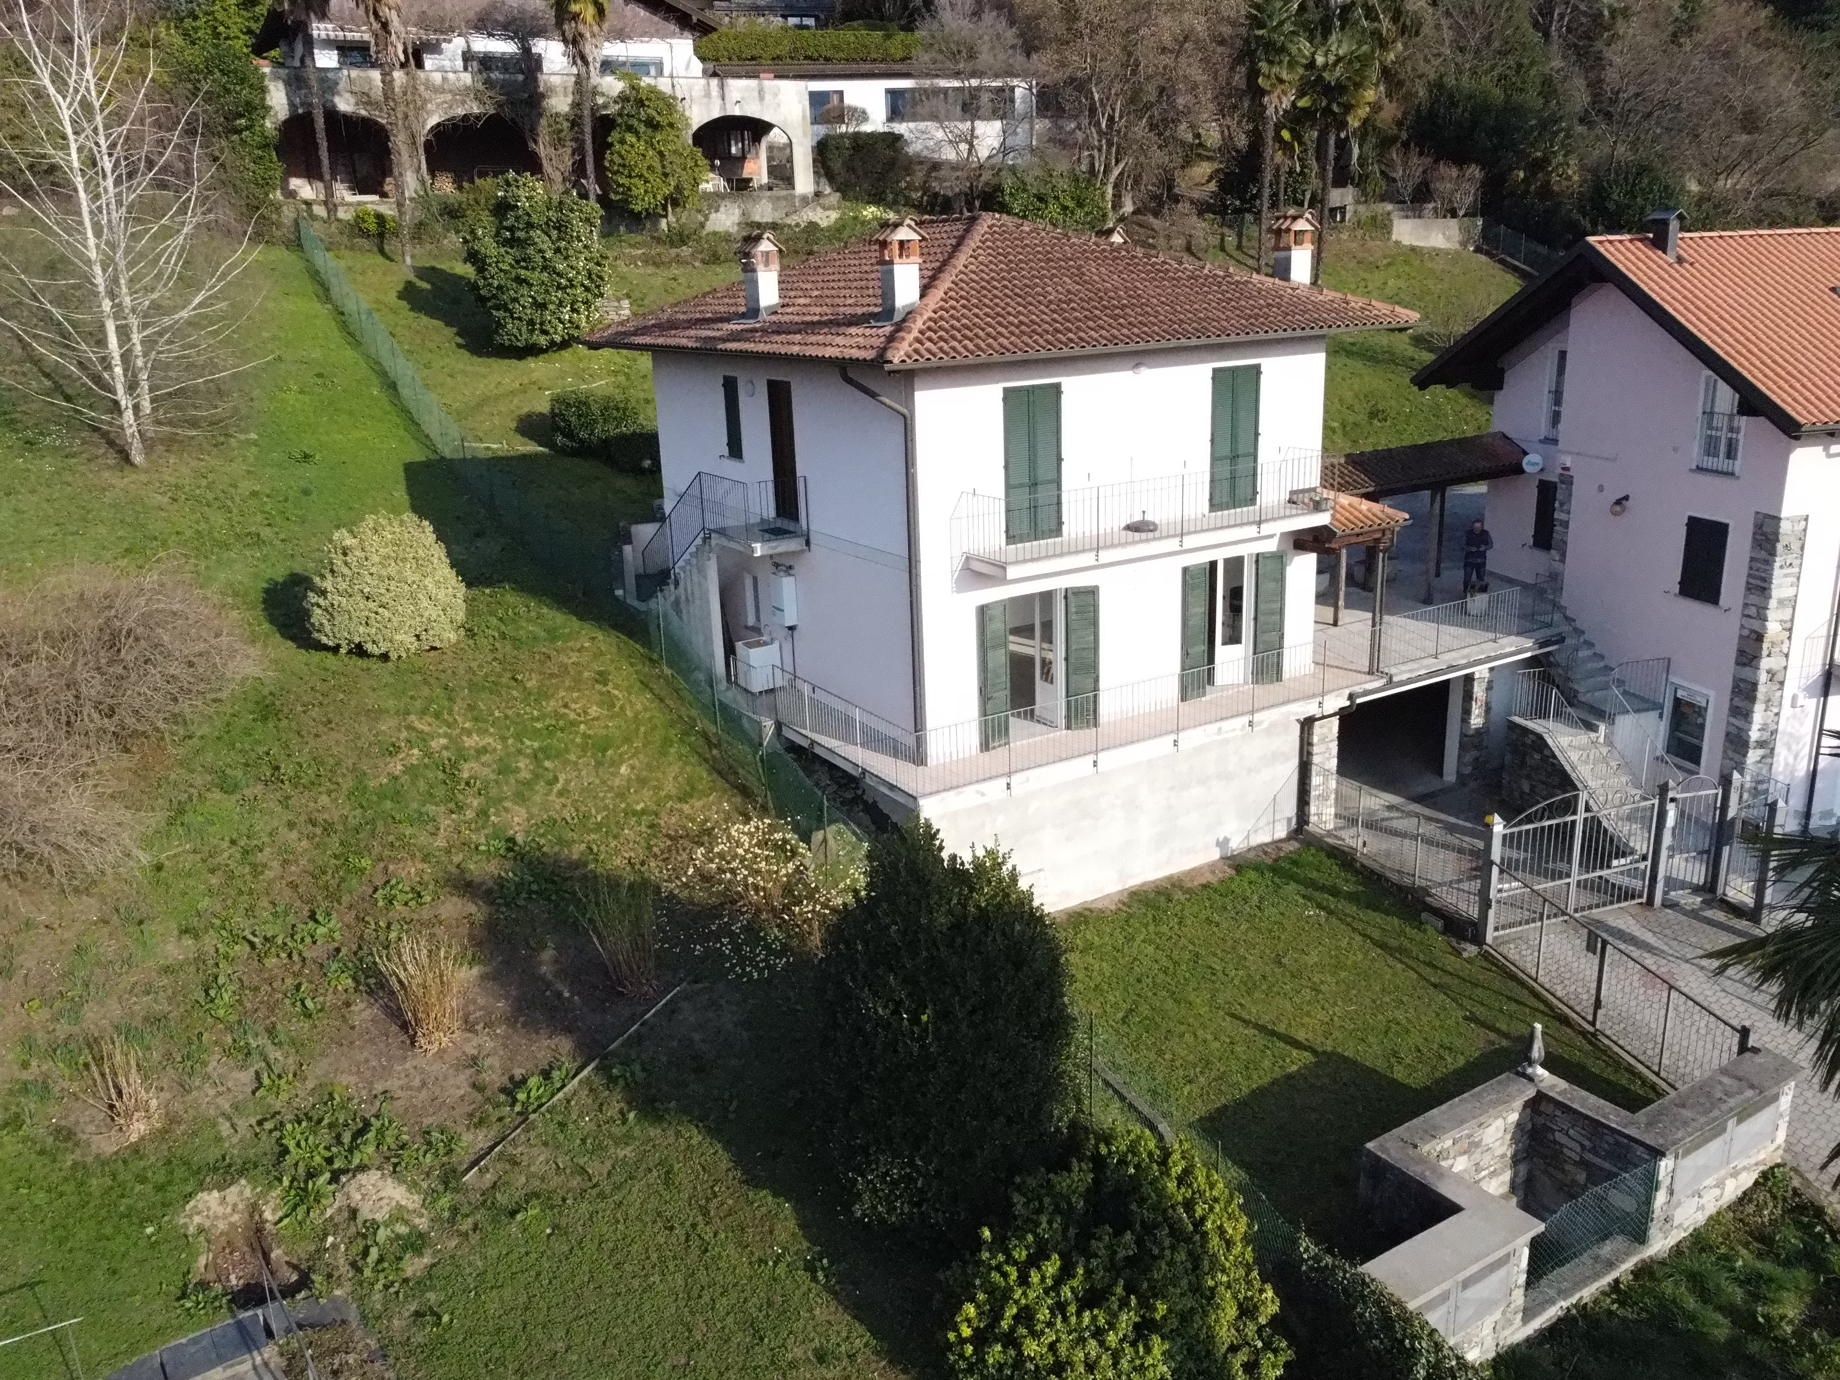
left=1523, top=1158, right=1657, bottom=1311
left=1478, top=220, right=1566, bottom=276
left=1321, top=779, right=1488, bottom=923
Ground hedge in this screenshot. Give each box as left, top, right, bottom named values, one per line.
left=816, top=132, right=913, bottom=202
left=1269, top=1237, right=1482, bottom=1380
left=694, top=28, right=921, bottom=64
left=549, top=388, right=658, bottom=472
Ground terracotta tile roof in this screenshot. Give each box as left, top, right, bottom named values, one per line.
left=586, top=213, right=1418, bottom=367
left=1322, top=432, right=1528, bottom=497
left=1588, top=228, right=1840, bottom=432
left=1323, top=491, right=1411, bottom=536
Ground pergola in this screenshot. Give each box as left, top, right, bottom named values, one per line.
left=1295, top=490, right=1413, bottom=632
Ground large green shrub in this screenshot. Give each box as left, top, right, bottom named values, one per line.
left=816, top=132, right=913, bottom=203
left=461, top=173, right=609, bottom=352
left=602, top=74, right=709, bottom=220
left=305, top=513, right=466, bottom=660
left=946, top=1124, right=1289, bottom=1380
left=1270, top=1236, right=1480, bottom=1380
left=695, top=28, right=921, bottom=63
left=548, top=388, right=657, bottom=471
left=996, top=164, right=1111, bottom=231
left=158, top=0, right=282, bottom=226
left=819, top=820, right=1073, bottom=1243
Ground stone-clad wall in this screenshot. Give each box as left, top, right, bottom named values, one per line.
left=1721, top=512, right=1806, bottom=784
left=1299, top=714, right=1340, bottom=829
left=1520, top=1096, right=1654, bottom=1218
left=1424, top=1101, right=1534, bottom=1201
left=1502, top=718, right=1581, bottom=817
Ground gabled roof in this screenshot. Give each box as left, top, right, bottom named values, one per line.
left=1416, top=227, right=1840, bottom=437
left=586, top=213, right=1418, bottom=368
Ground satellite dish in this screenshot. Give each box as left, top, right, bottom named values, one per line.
left=1521, top=452, right=1545, bottom=473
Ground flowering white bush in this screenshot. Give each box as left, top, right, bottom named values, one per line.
left=655, top=806, right=863, bottom=960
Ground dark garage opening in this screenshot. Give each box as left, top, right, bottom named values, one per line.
left=1338, top=680, right=1452, bottom=800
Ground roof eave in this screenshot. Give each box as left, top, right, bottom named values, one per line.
left=879, top=319, right=1416, bottom=371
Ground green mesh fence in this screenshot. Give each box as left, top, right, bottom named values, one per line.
left=1525, top=1157, right=1657, bottom=1293
left=294, top=217, right=863, bottom=851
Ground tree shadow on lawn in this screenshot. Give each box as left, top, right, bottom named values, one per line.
left=460, top=851, right=940, bottom=1376
left=396, top=264, right=512, bottom=358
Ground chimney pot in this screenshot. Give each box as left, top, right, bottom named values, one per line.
left=1098, top=223, right=1129, bottom=245
left=873, top=216, right=925, bottom=322
left=1646, top=208, right=1683, bottom=261
left=738, top=230, right=782, bottom=319
left=1268, top=210, right=1317, bottom=283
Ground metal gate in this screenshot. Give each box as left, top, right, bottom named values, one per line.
left=1668, top=775, right=1721, bottom=893
left=1492, top=789, right=1656, bottom=932
left=1722, top=773, right=1785, bottom=913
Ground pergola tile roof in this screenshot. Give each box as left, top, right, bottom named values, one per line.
left=1322, top=432, right=1529, bottom=498
left=587, top=213, right=1418, bottom=367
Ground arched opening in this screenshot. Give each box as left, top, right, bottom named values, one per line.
left=691, top=116, right=795, bottom=192
left=278, top=110, right=392, bottom=200
left=422, top=113, right=542, bottom=190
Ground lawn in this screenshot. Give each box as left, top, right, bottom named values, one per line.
left=1062, top=846, right=1656, bottom=1254
left=0, top=246, right=910, bottom=1378
left=1494, top=1167, right=1840, bottom=1380
left=1316, top=235, right=1519, bottom=454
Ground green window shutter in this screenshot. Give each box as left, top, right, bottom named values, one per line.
left=1003, top=384, right=1062, bottom=542
left=977, top=599, right=1010, bottom=750
left=722, top=375, right=743, bottom=459
left=1209, top=366, right=1260, bottom=512
left=1180, top=561, right=1214, bottom=701
left=1064, top=586, right=1099, bottom=728
left=1252, top=550, right=1285, bottom=681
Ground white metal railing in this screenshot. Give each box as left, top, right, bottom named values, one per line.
left=762, top=585, right=1553, bottom=799
left=951, top=448, right=1330, bottom=568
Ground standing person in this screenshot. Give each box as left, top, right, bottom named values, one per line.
left=1462, top=518, right=1493, bottom=593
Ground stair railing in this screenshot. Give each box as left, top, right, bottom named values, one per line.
left=640, top=471, right=748, bottom=585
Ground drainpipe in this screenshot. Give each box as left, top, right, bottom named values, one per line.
left=839, top=366, right=927, bottom=742
left=1803, top=537, right=1840, bottom=830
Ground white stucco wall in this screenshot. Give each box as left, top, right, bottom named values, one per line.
left=809, top=77, right=1036, bottom=161
left=651, top=352, right=916, bottom=725
left=1482, top=316, right=1567, bottom=588
left=927, top=713, right=1303, bottom=908
left=1773, top=438, right=1840, bottom=825
left=310, top=30, right=702, bottom=77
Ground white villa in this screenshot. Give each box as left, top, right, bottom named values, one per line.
left=1420, top=214, right=1840, bottom=832
left=596, top=214, right=1568, bottom=906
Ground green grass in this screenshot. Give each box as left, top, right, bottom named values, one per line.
left=1062, top=847, right=1656, bottom=1253
left=376, top=986, right=925, bottom=1380
left=0, top=245, right=910, bottom=1378
left=1314, top=235, right=1520, bottom=454
left=1495, top=1167, right=1840, bottom=1380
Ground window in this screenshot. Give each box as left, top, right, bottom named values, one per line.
left=721, top=375, right=743, bottom=460
left=884, top=87, right=914, bottom=123
left=1677, top=515, right=1728, bottom=605
left=601, top=57, right=663, bottom=76
left=1543, top=348, right=1567, bottom=442
left=1532, top=478, right=1557, bottom=551
left=809, top=88, right=844, bottom=125
left=1665, top=684, right=1710, bottom=769
left=1220, top=555, right=1245, bottom=646
left=1697, top=373, right=1743, bottom=474
left=334, top=43, right=374, bottom=67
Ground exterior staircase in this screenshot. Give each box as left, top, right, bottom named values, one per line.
left=1543, top=603, right=1617, bottom=723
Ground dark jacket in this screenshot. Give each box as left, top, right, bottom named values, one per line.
left=1463, top=528, right=1494, bottom=561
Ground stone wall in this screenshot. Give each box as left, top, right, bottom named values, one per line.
left=1299, top=713, right=1340, bottom=829
left=1501, top=718, right=1584, bottom=816
left=1550, top=473, right=1574, bottom=596
left=1721, top=512, right=1806, bottom=784
left=1424, top=1100, right=1534, bottom=1200
left=1455, top=672, right=1493, bottom=785
left=1519, top=1093, right=1654, bottom=1218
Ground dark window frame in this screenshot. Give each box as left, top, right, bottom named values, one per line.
left=1677, top=515, right=1728, bottom=606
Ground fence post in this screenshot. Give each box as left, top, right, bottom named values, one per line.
left=1658, top=985, right=1673, bottom=1076
left=1644, top=780, right=1674, bottom=907
left=1749, top=799, right=1779, bottom=924
left=1739, top=1024, right=1753, bottom=1055
left=1355, top=783, right=1368, bottom=854
left=1477, top=815, right=1504, bottom=946
left=1712, top=771, right=1738, bottom=898
left=1590, top=933, right=1608, bottom=1030
left=1565, top=789, right=1587, bottom=913
left=1412, top=813, right=1425, bottom=889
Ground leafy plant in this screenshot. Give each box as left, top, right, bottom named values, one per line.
left=507, top=1059, right=578, bottom=1117
left=996, top=164, right=1111, bottom=231
left=323, top=950, right=361, bottom=992
left=600, top=75, right=709, bottom=221
left=287, top=980, right=326, bottom=1020
left=548, top=388, right=656, bottom=472
left=156, top=0, right=281, bottom=226
left=176, top=1280, right=230, bottom=1318
left=819, top=819, right=1070, bottom=1241
left=305, top=514, right=466, bottom=660
left=198, top=968, right=239, bottom=1024
left=1271, top=1234, right=1479, bottom=1380
left=349, top=205, right=397, bottom=252
left=946, top=1125, right=1288, bottom=1380
left=460, top=173, right=609, bottom=352
left=374, top=877, right=436, bottom=911
left=694, top=28, right=919, bottom=62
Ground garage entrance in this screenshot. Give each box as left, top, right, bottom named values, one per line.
left=1337, top=679, right=1458, bottom=800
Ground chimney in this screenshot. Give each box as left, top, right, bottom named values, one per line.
left=1098, top=223, right=1130, bottom=246
left=738, top=230, right=782, bottom=320
left=874, top=217, right=924, bottom=323
left=1646, top=208, right=1683, bottom=261
left=1269, top=211, right=1317, bottom=284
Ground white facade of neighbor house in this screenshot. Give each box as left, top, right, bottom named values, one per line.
left=1477, top=277, right=1840, bottom=828
left=304, top=27, right=703, bottom=78
left=802, top=76, right=1039, bottom=162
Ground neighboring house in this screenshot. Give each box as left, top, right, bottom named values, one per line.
left=1418, top=213, right=1840, bottom=829
left=591, top=215, right=1564, bottom=906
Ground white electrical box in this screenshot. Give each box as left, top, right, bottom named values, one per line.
left=734, top=637, right=782, bottom=693
left=769, top=573, right=799, bottom=628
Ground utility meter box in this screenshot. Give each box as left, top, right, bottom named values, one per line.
left=768, top=573, right=799, bottom=628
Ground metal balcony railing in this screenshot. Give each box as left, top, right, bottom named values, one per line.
left=951, top=448, right=1329, bottom=569
left=762, top=584, right=1557, bottom=800
left=640, top=470, right=809, bottom=583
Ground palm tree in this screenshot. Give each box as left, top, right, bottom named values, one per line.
left=1245, top=0, right=1310, bottom=274
left=281, top=0, right=338, bottom=218
left=358, top=0, right=415, bottom=268
left=554, top=0, right=611, bottom=199
left=1299, top=21, right=1378, bottom=281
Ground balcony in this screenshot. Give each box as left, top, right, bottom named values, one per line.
left=763, top=583, right=1562, bottom=802
left=640, top=471, right=809, bottom=587
left=952, top=448, right=1330, bottom=577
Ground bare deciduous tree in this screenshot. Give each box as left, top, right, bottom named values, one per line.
left=914, top=0, right=1035, bottom=208
left=1381, top=140, right=1430, bottom=204
left=0, top=0, right=258, bottom=467
left=1426, top=159, right=1481, bottom=216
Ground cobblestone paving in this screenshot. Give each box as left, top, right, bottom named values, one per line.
left=1591, top=895, right=1840, bottom=1208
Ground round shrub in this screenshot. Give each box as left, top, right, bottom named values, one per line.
left=305, top=513, right=466, bottom=660
left=461, top=173, right=609, bottom=352
left=549, top=387, right=657, bottom=471
left=946, top=1124, right=1289, bottom=1380
left=996, top=164, right=1111, bottom=232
